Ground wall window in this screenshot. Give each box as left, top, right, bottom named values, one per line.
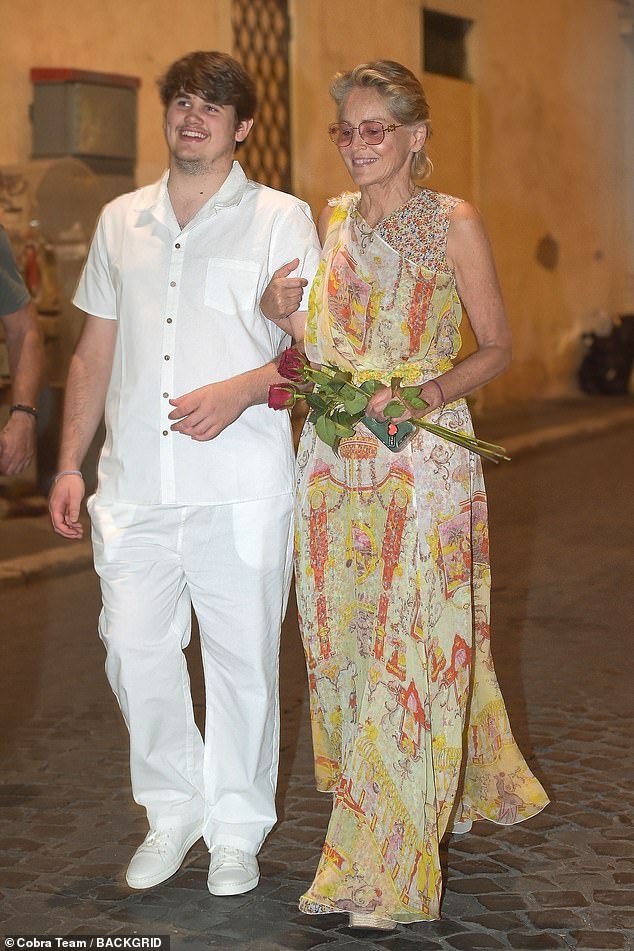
left=422, top=8, right=473, bottom=81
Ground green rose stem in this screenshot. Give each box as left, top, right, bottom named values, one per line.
left=276, top=352, right=510, bottom=462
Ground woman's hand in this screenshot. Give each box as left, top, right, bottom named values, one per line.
left=364, top=385, right=412, bottom=422
left=260, top=258, right=308, bottom=323
left=365, top=379, right=444, bottom=422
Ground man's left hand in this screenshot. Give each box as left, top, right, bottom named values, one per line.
left=0, top=412, right=37, bottom=475
left=168, top=379, right=247, bottom=440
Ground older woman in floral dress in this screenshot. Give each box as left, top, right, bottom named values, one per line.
left=263, top=59, right=548, bottom=932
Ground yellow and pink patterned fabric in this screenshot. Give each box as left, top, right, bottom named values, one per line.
left=294, top=190, right=548, bottom=923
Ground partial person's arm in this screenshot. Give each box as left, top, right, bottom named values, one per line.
left=0, top=303, right=44, bottom=475
left=367, top=202, right=511, bottom=420
left=48, top=315, right=117, bottom=538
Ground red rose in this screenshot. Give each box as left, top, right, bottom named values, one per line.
left=278, top=347, right=307, bottom=383
left=268, top=384, right=297, bottom=410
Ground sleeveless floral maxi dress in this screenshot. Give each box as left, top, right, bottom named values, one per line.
left=294, top=190, right=548, bottom=924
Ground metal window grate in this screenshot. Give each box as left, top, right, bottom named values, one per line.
left=232, top=0, right=291, bottom=192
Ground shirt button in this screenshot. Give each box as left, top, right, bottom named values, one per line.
left=163, top=392, right=169, bottom=398
left=175, top=243, right=181, bottom=249
left=162, top=430, right=169, bottom=436
left=170, top=281, right=176, bottom=287
left=164, top=355, right=170, bottom=361
left=166, top=318, right=173, bottom=323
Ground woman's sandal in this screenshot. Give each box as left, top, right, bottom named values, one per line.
left=348, top=912, right=396, bottom=930
left=450, top=817, right=473, bottom=835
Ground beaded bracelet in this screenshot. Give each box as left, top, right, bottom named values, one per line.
left=52, top=469, right=84, bottom=484
left=9, top=403, right=38, bottom=420
left=428, top=378, right=446, bottom=410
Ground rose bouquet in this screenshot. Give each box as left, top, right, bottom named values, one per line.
left=269, top=348, right=510, bottom=463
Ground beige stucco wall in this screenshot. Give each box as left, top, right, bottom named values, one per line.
left=0, top=0, right=233, bottom=186
left=290, top=0, right=634, bottom=407
left=289, top=0, right=421, bottom=211
left=1, top=0, right=632, bottom=407
left=473, top=0, right=634, bottom=404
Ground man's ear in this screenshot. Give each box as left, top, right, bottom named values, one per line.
left=235, top=117, right=254, bottom=144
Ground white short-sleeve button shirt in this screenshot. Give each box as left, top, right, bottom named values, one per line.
left=74, top=162, right=321, bottom=505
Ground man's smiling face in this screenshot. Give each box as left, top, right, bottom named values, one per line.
left=164, top=91, right=251, bottom=174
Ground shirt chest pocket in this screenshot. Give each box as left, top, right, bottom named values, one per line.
left=204, top=258, right=261, bottom=316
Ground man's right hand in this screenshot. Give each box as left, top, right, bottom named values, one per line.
left=49, top=473, right=86, bottom=539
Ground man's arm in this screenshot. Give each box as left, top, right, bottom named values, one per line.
left=168, top=354, right=301, bottom=441
left=49, top=315, right=117, bottom=538
left=0, top=302, right=44, bottom=476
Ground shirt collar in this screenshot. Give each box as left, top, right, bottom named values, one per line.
left=135, top=161, right=248, bottom=218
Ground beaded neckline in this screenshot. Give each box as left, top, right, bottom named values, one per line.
left=353, top=188, right=426, bottom=232
left=343, top=187, right=462, bottom=274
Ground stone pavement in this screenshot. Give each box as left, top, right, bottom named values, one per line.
left=1, top=394, right=633, bottom=951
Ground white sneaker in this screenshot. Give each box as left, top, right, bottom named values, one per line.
left=348, top=912, right=396, bottom=930
left=125, top=823, right=202, bottom=889
left=207, top=845, right=260, bottom=896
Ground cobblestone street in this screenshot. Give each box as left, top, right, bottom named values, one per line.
left=1, top=423, right=633, bottom=951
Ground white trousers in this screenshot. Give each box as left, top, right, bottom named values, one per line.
left=88, top=494, right=294, bottom=854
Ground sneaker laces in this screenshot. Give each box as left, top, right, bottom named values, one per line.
left=142, top=829, right=171, bottom=854
left=210, top=845, right=249, bottom=868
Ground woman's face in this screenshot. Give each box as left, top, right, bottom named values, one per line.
left=335, top=87, right=425, bottom=190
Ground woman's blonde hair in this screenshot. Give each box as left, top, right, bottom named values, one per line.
left=330, top=60, right=433, bottom=180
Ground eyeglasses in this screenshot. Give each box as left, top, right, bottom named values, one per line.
left=328, top=120, right=403, bottom=147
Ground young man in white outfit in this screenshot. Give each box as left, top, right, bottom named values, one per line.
left=49, top=51, right=320, bottom=895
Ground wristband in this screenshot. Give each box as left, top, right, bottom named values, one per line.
left=52, top=469, right=84, bottom=484
left=9, top=403, right=38, bottom=420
